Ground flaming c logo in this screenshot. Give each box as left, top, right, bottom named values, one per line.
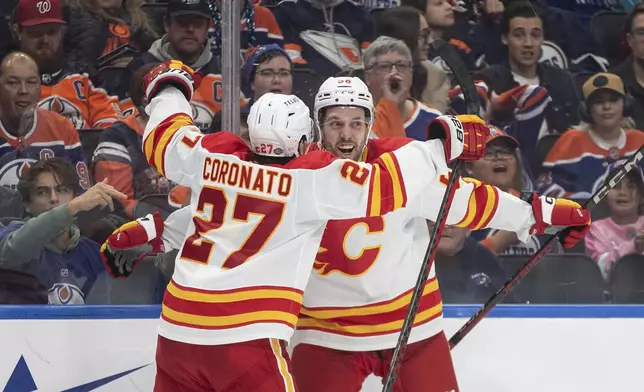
left=313, top=217, right=384, bottom=277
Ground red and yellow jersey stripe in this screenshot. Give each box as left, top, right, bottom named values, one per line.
left=143, top=113, right=194, bottom=177
left=297, top=277, right=442, bottom=337
left=439, top=172, right=501, bottom=231
left=454, top=177, right=500, bottom=230
left=161, top=280, right=304, bottom=331
left=366, top=152, right=409, bottom=216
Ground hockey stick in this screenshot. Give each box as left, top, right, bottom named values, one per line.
left=381, top=38, right=481, bottom=392
left=449, top=144, right=644, bottom=350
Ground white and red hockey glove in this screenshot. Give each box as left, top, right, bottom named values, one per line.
left=529, top=194, right=591, bottom=248
left=100, top=212, right=166, bottom=278
left=142, top=60, right=201, bottom=103
left=427, top=115, right=489, bottom=162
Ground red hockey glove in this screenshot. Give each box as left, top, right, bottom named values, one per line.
left=143, top=60, right=201, bottom=103
left=529, top=194, right=591, bottom=248
left=100, top=212, right=165, bottom=278
left=427, top=115, right=489, bottom=162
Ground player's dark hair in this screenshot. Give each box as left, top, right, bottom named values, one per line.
left=624, top=5, right=644, bottom=34
left=18, top=158, right=81, bottom=204
left=500, top=1, right=542, bottom=36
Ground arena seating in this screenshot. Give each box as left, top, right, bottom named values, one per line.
left=499, top=254, right=606, bottom=304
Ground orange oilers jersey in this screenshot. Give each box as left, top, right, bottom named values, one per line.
left=143, top=87, right=452, bottom=346
left=39, top=63, right=122, bottom=129
left=293, top=143, right=539, bottom=351
left=0, top=109, right=90, bottom=191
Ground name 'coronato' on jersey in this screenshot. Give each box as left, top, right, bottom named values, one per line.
left=142, top=87, right=453, bottom=346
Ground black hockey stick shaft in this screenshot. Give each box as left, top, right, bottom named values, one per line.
left=449, top=144, right=644, bottom=350
left=382, top=38, right=480, bottom=392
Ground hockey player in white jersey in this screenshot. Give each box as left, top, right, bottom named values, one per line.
left=108, top=74, right=592, bottom=392
left=101, top=62, right=491, bottom=392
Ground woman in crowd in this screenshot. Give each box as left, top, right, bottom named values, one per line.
left=467, top=126, right=540, bottom=255
left=65, top=0, right=158, bottom=69
left=586, top=164, right=644, bottom=280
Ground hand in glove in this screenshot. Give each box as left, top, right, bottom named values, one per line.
left=529, top=194, right=591, bottom=248
left=100, top=212, right=166, bottom=278
left=427, top=115, right=490, bottom=162
left=143, top=60, right=201, bottom=103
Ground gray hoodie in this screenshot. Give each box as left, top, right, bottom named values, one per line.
left=148, top=35, right=214, bottom=70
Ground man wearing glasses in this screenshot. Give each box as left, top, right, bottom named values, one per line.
left=363, top=36, right=443, bottom=141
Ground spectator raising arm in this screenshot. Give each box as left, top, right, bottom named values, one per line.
left=0, top=180, right=126, bottom=269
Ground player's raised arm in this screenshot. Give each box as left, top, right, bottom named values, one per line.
left=417, top=171, right=591, bottom=247
left=140, top=61, right=249, bottom=185
left=292, top=115, right=490, bottom=222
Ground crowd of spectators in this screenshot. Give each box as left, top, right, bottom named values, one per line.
left=1, top=0, right=644, bottom=306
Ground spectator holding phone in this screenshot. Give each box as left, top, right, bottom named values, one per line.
left=586, top=163, right=644, bottom=280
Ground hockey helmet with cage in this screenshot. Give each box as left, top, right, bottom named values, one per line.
left=314, top=77, right=375, bottom=134
left=247, top=93, right=314, bottom=158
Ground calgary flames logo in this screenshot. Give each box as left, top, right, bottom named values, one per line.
left=313, top=217, right=384, bottom=277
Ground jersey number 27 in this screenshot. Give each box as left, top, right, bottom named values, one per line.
left=180, top=187, right=285, bottom=269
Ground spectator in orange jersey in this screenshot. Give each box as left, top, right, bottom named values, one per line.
left=93, top=64, right=185, bottom=218
left=13, top=0, right=123, bottom=129
left=64, top=0, right=158, bottom=69
left=0, top=52, right=89, bottom=191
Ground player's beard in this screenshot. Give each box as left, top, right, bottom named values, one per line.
left=324, top=137, right=367, bottom=161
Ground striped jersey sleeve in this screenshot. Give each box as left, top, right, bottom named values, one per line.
left=289, top=139, right=451, bottom=224
left=417, top=171, right=536, bottom=242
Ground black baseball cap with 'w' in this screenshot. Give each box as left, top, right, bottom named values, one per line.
left=167, top=0, right=211, bottom=19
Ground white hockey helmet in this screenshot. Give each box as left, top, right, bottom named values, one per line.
left=314, top=77, right=375, bottom=133
left=247, top=93, right=314, bottom=158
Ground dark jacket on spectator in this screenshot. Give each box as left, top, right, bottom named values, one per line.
left=469, top=1, right=605, bottom=73
left=475, top=61, right=581, bottom=133
left=64, top=7, right=156, bottom=70
left=434, top=238, right=514, bottom=304
left=611, top=57, right=644, bottom=130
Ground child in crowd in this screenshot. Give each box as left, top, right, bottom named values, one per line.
left=586, top=163, right=644, bottom=280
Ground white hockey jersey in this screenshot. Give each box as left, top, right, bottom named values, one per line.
left=143, top=87, right=451, bottom=346
left=158, top=138, right=540, bottom=351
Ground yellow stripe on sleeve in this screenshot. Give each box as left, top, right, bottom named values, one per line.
left=379, top=153, right=404, bottom=209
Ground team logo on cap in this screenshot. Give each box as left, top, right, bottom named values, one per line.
left=36, top=0, right=52, bottom=14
